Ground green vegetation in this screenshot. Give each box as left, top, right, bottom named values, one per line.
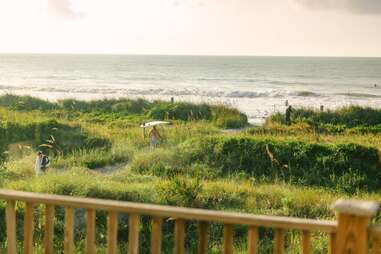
left=268, top=106, right=381, bottom=133
left=0, top=95, right=248, bottom=128
left=177, top=137, right=379, bottom=192
left=0, top=95, right=381, bottom=253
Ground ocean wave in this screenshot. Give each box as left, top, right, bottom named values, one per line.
left=6, top=85, right=380, bottom=100
left=196, top=78, right=262, bottom=83
left=334, top=92, right=381, bottom=98
left=296, top=91, right=320, bottom=97
left=0, top=85, right=326, bottom=99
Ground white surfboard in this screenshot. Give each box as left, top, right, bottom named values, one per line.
left=140, top=121, right=170, bottom=128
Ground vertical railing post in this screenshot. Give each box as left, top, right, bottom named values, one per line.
left=333, top=199, right=379, bottom=254
left=128, top=214, right=140, bottom=254
left=64, top=207, right=74, bottom=254
left=44, top=205, right=55, bottom=254
left=5, top=200, right=17, bottom=254
left=151, top=217, right=162, bottom=254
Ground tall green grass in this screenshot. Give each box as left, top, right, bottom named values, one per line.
left=133, top=135, right=381, bottom=192
left=1, top=94, right=381, bottom=252
left=269, top=106, right=381, bottom=130
left=3, top=172, right=381, bottom=253
left=0, top=95, right=248, bottom=129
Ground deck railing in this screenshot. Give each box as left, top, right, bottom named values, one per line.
left=0, top=189, right=379, bottom=253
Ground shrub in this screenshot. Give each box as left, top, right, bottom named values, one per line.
left=147, top=102, right=248, bottom=128
left=0, top=120, right=110, bottom=156
left=270, top=106, right=381, bottom=128
left=148, top=102, right=212, bottom=121
left=0, top=95, right=57, bottom=111
left=111, top=98, right=151, bottom=114
left=59, top=99, right=92, bottom=112
left=157, top=177, right=203, bottom=207
left=64, top=149, right=129, bottom=169
left=130, top=148, right=219, bottom=178
left=212, top=105, right=248, bottom=129
left=0, top=95, right=248, bottom=128
left=178, top=136, right=381, bottom=191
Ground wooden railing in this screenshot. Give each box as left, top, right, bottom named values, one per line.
left=0, top=189, right=379, bottom=253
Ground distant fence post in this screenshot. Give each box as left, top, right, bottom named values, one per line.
left=333, top=199, right=379, bottom=254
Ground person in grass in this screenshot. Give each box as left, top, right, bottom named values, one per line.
left=285, top=105, right=293, bottom=125
left=35, top=151, right=50, bottom=175
left=149, top=126, right=162, bottom=148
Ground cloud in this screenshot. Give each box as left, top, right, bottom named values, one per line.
left=47, top=0, right=85, bottom=19
left=294, top=0, right=381, bottom=15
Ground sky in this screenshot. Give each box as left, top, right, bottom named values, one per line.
left=0, top=0, right=381, bottom=56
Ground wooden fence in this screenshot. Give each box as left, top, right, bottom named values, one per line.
left=0, top=189, right=380, bottom=253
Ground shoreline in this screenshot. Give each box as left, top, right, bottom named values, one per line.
left=1, top=89, right=380, bottom=126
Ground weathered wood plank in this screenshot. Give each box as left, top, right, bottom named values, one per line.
left=5, top=200, right=16, bottom=254
left=107, top=211, right=118, bottom=254
left=224, top=224, right=233, bottom=254
left=197, top=222, right=209, bottom=254
left=85, top=209, right=96, bottom=254
left=372, top=237, right=381, bottom=254
left=175, top=219, right=185, bottom=254
left=0, top=190, right=336, bottom=233
left=248, top=226, right=258, bottom=254
left=301, top=231, right=311, bottom=254
left=333, top=200, right=379, bottom=254
left=64, top=207, right=74, bottom=254
left=151, top=217, right=162, bottom=254
left=274, top=229, right=285, bottom=254
left=128, top=214, right=140, bottom=254
left=329, top=233, right=336, bottom=254
left=335, top=214, right=370, bottom=254
left=24, top=202, right=34, bottom=254
left=44, top=205, right=55, bottom=254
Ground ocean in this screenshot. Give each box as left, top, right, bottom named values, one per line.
left=0, top=54, right=381, bottom=124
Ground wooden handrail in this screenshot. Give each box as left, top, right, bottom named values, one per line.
left=0, top=189, right=336, bottom=232
left=1, top=189, right=380, bottom=253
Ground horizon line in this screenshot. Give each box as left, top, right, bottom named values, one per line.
left=1, top=51, right=381, bottom=58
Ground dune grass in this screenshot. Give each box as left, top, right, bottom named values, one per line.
left=1, top=95, right=381, bottom=252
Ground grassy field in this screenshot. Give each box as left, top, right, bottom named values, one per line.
left=0, top=95, right=380, bottom=253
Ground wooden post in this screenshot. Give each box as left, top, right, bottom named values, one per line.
left=151, top=217, right=162, bottom=254
left=274, top=229, right=285, bottom=254
left=86, top=209, right=96, bottom=254
left=44, top=205, right=55, bottom=254
left=174, top=219, right=185, bottom=254
left=333, top=199, right=379, bottom=254
left=107, top=211, right=118, bottom=254
left=5, top=200, right=17, bottom=254
left=64, top=207, right=74, bottom=254
left=301, top=231, right=311, bottom=254
left=372, top=236, right=381, bottom=254
left=24, top=203, right=34, bottom=254
left=329, top=233, right=336, bottom=254
left=248, top=226, right=259, bottom=254
left=198, top=222, right=209, bottom=254
left=224, top=224, right=233, bottom=254
left=128, top=214, right=140, bottom=254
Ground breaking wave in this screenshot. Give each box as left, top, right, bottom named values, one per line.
left=1, top=85, right=380, bottom=101
left=0, top=85, right=326, bottom=99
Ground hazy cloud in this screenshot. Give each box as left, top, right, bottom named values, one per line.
left=47, top=0, right=85, bottom=19
left=294, top=0, right=381, bottom=14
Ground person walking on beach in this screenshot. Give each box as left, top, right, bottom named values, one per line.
left=285, top=105, right=293, bottom=125
left=149, top=126, right=162, bottom=148
left=35, top=151, right=50, bottom=175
